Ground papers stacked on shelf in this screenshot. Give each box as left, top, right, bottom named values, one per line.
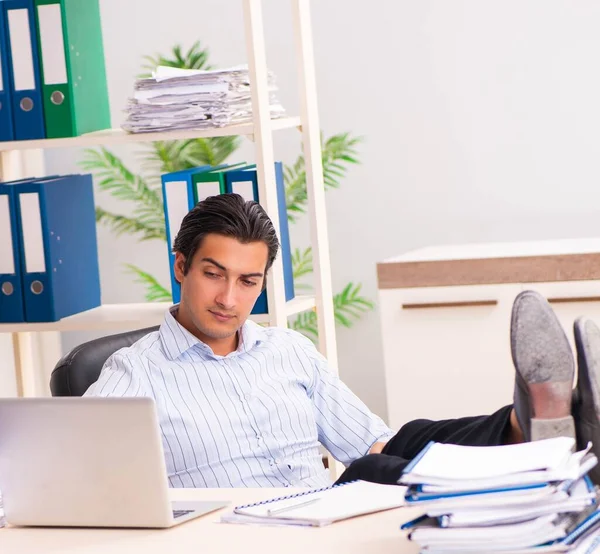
left=398, top=437, right=600, bottom=553
left=122, top=65, right=286, bottom=133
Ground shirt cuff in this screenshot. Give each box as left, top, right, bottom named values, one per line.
left=368, top=431, right=397, bottom=454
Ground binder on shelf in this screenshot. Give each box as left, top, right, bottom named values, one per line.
left=2, top=0, right=46, bottom=140
left=0, top=175, right=58, bottom=323
left=190, top=162, right=246, bottom=205
left=0, top=5, right=15, bottom=141
left=225, top=162, right=295, bottom=315
left=0, top=179, right=27, bottom=322
left=11, top=173, right=101, bottom=322
left=33, top=0, right=110, bottom=138
left=161, top=163, right=244, bottom=303
left=161, top=165, right=214, bottom=304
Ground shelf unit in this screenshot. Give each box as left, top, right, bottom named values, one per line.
left=0, top=0, right=340, bottom=474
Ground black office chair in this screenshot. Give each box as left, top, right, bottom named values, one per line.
left=49, top=326, right=159, bottom=396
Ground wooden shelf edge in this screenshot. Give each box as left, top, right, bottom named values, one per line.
left=0, top=116, right=302, bottom=152
left=0, top=295, right=316, bottom=333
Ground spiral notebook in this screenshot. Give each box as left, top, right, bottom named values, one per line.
left=220, top=480, right=407, bottom=527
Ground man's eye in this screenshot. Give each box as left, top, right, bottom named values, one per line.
left=242, top=280, right=257, bottom=287
left=205, top=272, right=220, bottom=279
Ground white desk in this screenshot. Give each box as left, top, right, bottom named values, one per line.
left=1, top=488, right=421, bottom=554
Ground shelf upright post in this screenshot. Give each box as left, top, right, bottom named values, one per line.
left=291, top=0, right=342, bottom=478
left=290, top=0, right=338, bottom=368
left=242, top=0, right=288, bottom=329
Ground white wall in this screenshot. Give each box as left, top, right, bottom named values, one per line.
left=11, top=0, right=600, bottom=422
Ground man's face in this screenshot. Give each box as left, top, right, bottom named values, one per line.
left=175, top=233, right=269, bottom=341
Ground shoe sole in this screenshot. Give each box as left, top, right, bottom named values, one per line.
left=573, top=317, right=600, bottom=483
left=511, top=290, right=575, bottom=441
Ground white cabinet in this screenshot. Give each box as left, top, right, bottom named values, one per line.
left=377, top=239, right=600, bottom=431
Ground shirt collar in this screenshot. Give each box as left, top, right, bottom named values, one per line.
left=160, top=305, right=265, bottom=360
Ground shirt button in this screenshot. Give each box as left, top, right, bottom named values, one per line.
left=275, top=459, right=281, bottom=464
left=244, top=393, right=251, bottom=401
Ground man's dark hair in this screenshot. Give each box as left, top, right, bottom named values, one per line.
left=173, top=193, right=280, bottom=282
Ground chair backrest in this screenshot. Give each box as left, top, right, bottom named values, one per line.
left=50, top=326, right=159, bottom=396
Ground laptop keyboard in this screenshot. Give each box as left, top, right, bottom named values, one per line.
left=173, top=509, right=194, bottom=519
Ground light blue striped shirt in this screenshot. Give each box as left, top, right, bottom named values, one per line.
left=84, top=307, right=395, bottom=488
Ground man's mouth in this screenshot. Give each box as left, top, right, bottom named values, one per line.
left=209, top=310, right=235, bottom=322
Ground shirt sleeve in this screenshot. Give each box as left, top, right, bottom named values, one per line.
left=297, top=336, right=397, bottom=466
left=83, top=350, right=148, bottom=397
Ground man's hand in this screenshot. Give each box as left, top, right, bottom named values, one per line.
left=369, top=441, right=387, bottom=455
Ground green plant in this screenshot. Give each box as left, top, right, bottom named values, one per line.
left=285, top=132, right=361, bottom=222
left=82, top=42, right=373, bottom=340
left=140, top=41, right=214, bottom=77
left=290, top=282, right=374, bottom=341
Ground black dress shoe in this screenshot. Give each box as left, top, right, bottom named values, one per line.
left=511, top=290, right=575, bottom=442
left=573, top=317, right=600, bottom=484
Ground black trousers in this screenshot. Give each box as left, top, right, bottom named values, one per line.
left=335, top=404, right=513, bottom=485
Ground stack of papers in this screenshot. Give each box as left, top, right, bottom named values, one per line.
left=122, top=65, right=287, bottom=133
left=399, top=437, right=600, bottom=553
left=220, top=480, right=406, bottom=527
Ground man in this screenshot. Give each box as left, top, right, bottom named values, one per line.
left=86, top=194, right=394, bottom=488
left=86, top=194, right=600, bottom=487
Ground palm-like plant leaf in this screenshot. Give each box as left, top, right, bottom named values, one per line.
left=181, top=136, right=241, bottom=167
left=139, top=41, right=213, bottom=78
left=139, top=140, right=193, bottom=175
left=291, top=246, right=313, bottom=293
left=81, top=148, right=166, bottom=242
left=95, top=207, right=165, bottom=241
left=285, top=132, right=362, bottom=222
left=290, top=282, right=374, bottom=341
left=332, top=282, right=374, bottom=328
left=139, top=136, right=241, bottom=176
left=125, top=264, right=172, bottom=302
left=290, top=310, right=319, bottom=341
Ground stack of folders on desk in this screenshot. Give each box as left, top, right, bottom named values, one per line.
left=0, top=174, right=101, bottom=323
left=122, top=65, right=286, bottom=133
left=0, top=0, right=110, bottom=141
left=221, top=480, right=406, bottom=527
left=161, top=162, right=294, bottom=314
left=399, top=437, right=600, bottom=553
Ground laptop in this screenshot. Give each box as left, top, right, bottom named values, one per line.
left=0, top=397, right=229, bottom=528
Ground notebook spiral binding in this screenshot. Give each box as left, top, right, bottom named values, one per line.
left=235, top=480, right=358, bottom=510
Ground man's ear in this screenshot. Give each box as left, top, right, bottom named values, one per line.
left=174, top=252, right=187, bottom=284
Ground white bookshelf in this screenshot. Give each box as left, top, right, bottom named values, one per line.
left=0, top=0, right=340, bottom=474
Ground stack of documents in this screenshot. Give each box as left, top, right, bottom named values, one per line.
left=399, top=437, right=600, bottom=553
left=220, top=480, right=406, bottom=527
left=122, top=65, right=286, bottom=133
